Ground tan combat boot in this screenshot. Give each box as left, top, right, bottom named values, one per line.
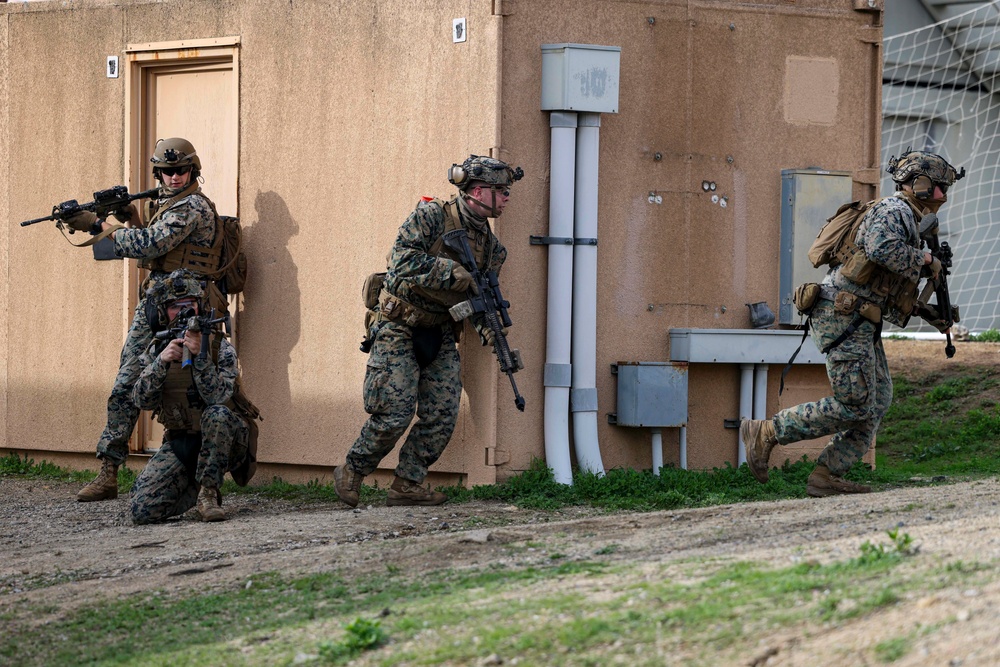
left=806, top=465, right=872, bottom=498
left=197, top=485, right=225, bottom=522
left=740, top=418, right=778, bottom=484
left=386, top=476, right=448, bottom=507
left=76, top=459, right=119, bottom=502
left=333, top=464, right=364, bottom=508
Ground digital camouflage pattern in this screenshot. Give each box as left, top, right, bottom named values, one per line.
left=132, top=338, right=241, bottom=416
left=348, top=321, right=462, bottom=482
left=129, top=336, right=247, bottom=524
left=826, top=193, right=926, bottom=328
left=96, top=192, right=219, bottom=465
left=129, top=406, right=248, bottom=524
left=383, top=196, right=506, bottom=315
left=772, top=300, right=892, bottom=476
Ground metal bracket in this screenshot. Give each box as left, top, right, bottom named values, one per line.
left=607, top=413, right=618, bottom=425
left=610, top=363, right=618, bottom=375
left=723, top=419, right=740, bottom=429
left=530, top=235, right=598, bottom=246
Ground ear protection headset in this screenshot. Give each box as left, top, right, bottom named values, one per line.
left=911, top=174, right=936, bottom=200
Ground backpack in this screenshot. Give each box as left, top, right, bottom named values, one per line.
left=213, top=215, right=248, bottom=294
left=807, top=199, right=876, bottom=269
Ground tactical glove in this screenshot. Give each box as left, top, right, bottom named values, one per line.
left=481, top=325, right=508, bottom=348
left=62, top=210, right=98, bottom=233
left=111, top=203, right=137, bottom=224
left=451, top=265, right=478, bottom=294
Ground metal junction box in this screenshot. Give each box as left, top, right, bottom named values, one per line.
left=541, top=43, right=621, bottom=113
left=779, top=169, right=853, bottom=324
left=612, top=362, right=688, bottom=428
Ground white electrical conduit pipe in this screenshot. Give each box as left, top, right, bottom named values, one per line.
left=570, top=113, right=605, bottom=475
left=543, top=111, right=577, bottom=485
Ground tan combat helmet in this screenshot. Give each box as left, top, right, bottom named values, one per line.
left=150, top=137, right=202, bottom=180
left=886, top=149, right=966, bottom=199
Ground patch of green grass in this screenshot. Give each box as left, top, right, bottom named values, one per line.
left=1, top=530, right=991, bottom=667
left=970, top=328, right=1000, bottom=342
left=0, top=453, right=136, bottom=493
left=318, top=617, right=387, bottom=663
left=874, top=635, right=911, bottom=662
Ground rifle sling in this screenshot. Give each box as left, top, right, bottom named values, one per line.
left=59, top=222, right=125, bottom=248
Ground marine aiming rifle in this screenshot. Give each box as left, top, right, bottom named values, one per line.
left=19, top=185, right=160, bottom=229
left=441, top=229, right=526, bottom=412
left=918, top=213, right=959, bottom=359
left=153, top=308, right=229, bottom=369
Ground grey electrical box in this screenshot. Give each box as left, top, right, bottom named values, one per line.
left=779, top=169, right=853, bottom=324
left=612, top=362, right=688, bottom=428
left=541, top=43, right=621, bottom=113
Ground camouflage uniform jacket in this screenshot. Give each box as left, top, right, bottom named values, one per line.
left=132, top=338, right=239, bottom=414
left=383, top=195, right=507, bottom=316
left=824, top=192, right=925, bottom=321
left=113, top=189, right=217, bottom=289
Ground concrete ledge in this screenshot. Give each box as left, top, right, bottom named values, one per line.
left=669, top=328, right=825, bottom=364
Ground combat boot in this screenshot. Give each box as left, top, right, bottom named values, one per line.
left=197, top=485, right=225, bottom=522
left=76, top=459, right=119, bottom=502
left=333, top=464, right=364, bottom=508
left=806, top=465, right=872, bottom=498
left=740, top=418, right=778, bottom=484
left=386, top=476, right=448, bottom=507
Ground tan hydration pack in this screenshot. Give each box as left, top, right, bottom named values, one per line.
left=807, top=199, right=877, bottom=270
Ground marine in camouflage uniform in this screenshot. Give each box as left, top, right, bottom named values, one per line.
left=129, top=270, right=249, bottom=524
left=334, top=155, right=523, bottom=507
left=741, top=150, right=965, bottom=497
left=73, top=139, right=229, bottom=503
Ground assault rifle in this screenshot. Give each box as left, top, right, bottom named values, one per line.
left=442, top=229, right=526, bottom=412
left=19, top=185, right=160, bottom=228
left=153, top=308, right=229, bottom=368
left=918, top=213, right=959, bottom=358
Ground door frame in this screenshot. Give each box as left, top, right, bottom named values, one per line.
left=123, top=36, right=241, bottom=452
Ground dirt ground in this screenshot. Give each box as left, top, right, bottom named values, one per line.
left=2, top=340, right=999, bottom=666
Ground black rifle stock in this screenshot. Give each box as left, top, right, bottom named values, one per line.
left=919, top=213, right=958, bottom=358
left=153, top=308, right=229, bottom=368
left=19, top=185, right=160, bottom=228
left=441, top=229, right=525, bottom=412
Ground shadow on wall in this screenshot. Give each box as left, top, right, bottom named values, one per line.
left=239, top=191, right=301, bottom=461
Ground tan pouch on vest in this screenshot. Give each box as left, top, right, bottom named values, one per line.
left=792, top=283, right=821, bottom=315
left=363, top=272, right=386, bottom=310
left=839, top=249, right=877, bottom=284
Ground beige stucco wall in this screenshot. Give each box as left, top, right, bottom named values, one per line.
left=495, top=0, right=882, bottom=475
left=0, top=0, right=882, bottom=484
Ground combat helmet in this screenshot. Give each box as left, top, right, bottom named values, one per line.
left=448, top=155, right=524, bottom=191
left=145, top=269, right=205, bottom=331
left=886, top=148, right=966, bottom=199
left=150, top=138, right=202, bottom=180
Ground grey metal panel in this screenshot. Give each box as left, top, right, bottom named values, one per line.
left=541, top=44, right=621, bottom=114
left=570, top=387, right=598, bottom=412
left=544, top=363, right=572, bottom=387
left=778, top=169, right=853, bottom=324
left=669, top=329, right=826, bottom=364
left=614, top=362, right=688, bottom=428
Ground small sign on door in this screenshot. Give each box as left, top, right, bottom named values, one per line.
left=453, top=18, right=467, bottom=43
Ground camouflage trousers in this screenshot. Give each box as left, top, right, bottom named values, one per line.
left=96, top=298, right=153, bottom=466
left=130, top=405, right=249, bottom=524
left=773, top=300, right=893, bottom=476
left=347, top=321, right=461, bottom=483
